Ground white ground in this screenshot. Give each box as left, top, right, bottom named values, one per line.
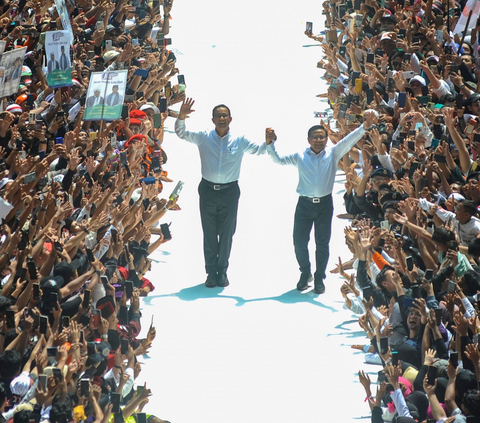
left=134, top=1, right=382, bottom=421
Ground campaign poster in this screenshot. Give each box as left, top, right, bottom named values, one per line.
left=54, top=0, right=74, bottom=45
left=45, top=31, right=72, bottom=88
left=84, top=70, right=127, bottom=121
left=0, top=47, right=27, bottom=98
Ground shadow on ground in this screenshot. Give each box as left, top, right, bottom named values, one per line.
left=143, top=283, right=338, bottom=312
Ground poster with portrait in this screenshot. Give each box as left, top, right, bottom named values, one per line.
left=0, top=47, right=27, bottom=98
left=45, top=31, right=72, bottom=88
left=84, top=70, right=127, bottom=121
left=54, top=0, right=74, bottom=45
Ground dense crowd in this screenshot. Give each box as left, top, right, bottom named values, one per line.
left=0, top=0, right=182, bottom=422
left=307, top=0, right=480, bottom=421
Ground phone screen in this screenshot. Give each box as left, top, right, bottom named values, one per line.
left=111, top=392, right=121, bottom=413
left=121, top=339, right=129, bottom=355
left=379, top=337, right=388, bottom=354
left=406, top=256, right=414, bottom=271
left=82, top=289, right=91, bottom=309
left=125, top=280, right=134, bottom=299
left=40, top=315, right=48, bottom=334
left=6, top=309, right=15, bottom=328
left=427, top=366, right=437, bottom=385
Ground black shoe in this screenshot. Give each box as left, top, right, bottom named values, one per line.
left=217, top=272, right=229, bottom=287
left=314, top=280, right=325, bottom=294
left=205, top=273, right=217, bottom=288
left=296, top=273, right=313, bottom=291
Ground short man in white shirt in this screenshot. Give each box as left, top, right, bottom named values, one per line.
left=175, top=98, right=268, bottom=288
left=265, top=110, right=378, bottom=294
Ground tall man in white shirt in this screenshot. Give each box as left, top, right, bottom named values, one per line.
left=265, top=110, right=378, bottom=294
left=176, top=97, right=268, bottom=288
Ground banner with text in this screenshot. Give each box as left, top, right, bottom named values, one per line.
left=84, top=70, right=128, bottom=121
left=0, top=47, right=27, bottom=98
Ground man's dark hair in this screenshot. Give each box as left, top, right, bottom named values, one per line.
left=375, top=265, right=395, bottom=289
left=13, top=410, right=31, bottom=423
left=307, top=125, right=327, bottom=139
left=461, top=270, right=480, bottom=296
left=50, top=401, right=73, bottom=423
left=459, top=199, right=478, bottom=217
left=377, top=105, right=394, bottom=116
left=468, top=238, right=480, bottom=257
left=0, top=382, right=5, bottom=408
left=439, top=93, right=456, bottom=105
left=463, top=389, right=480, bottom=417
left=0, top=350, right=21, bottom=379
left=0, top=295, right=11, bottom=313
left=212, top=104, right=231, bottom=117
left=461, top=52, right=474, bottom=62
left=431, top=227, right=455, bottom=245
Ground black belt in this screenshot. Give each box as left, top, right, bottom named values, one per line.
left=202, top=178, right=238, bottom=191
left=300, top=194, right=331, bottom=203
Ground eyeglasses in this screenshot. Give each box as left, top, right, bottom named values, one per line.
left=310, top=135, right=327, bottom=140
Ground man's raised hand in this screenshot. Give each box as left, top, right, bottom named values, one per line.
left=265, top=128, right=277, bottom=145
left=178, top=97, right=195, bottom=120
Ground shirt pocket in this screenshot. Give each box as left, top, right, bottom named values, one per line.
left=224, top=144, right=240, bottom=161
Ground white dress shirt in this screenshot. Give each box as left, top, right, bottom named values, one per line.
left=175, top=119, right=268, bottom=183
left=266, top=125, right=366, bottom=197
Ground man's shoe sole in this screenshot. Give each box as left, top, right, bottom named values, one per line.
left=314, top=286, right=326, bottom=294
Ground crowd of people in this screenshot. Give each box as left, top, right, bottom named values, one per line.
left=0, top=0, right=182, bottom=422
left=305, top=0, right=480, bottom=421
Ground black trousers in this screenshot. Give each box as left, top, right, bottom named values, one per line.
left=293, top=195, right=333, bottom=281
left=198, top=179, right=240, bottom=275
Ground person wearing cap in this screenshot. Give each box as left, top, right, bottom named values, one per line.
left=176, top=97, right=269, bottom=288
left=379, top=32, right=397, bottom=57
left=408, top=75, right=426, bottom=97
left=5, top=104, right=22, bottom=115
left=379, top=13, right=397, bottom=32
left=59, top=45, right=70, bottom=71
left=86, top=89, right=105, bottom=107
left=383, top=202, right=402, bottom=233
left=103, top=50, right=121, bottom=71
left=355, top=162, right=398, bottom=224
left=105, top=85, right=123, bottom=107
left=418, top=60, right=452, bottom=98
left=265, top=110, right=378, bottom=294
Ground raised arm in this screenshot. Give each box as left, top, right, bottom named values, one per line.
left=174, top=97, right=204, bottom=144
left=265, top=128, right=299, bottom=166
left=443, top=107, right=471, bottom=173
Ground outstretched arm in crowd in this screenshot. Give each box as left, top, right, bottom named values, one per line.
left=443, top=107, right=471, bottom=173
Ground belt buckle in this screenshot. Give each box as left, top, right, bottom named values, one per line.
left=312, top=198, right=320, bottom=203
left=213, top=185, right=221, bottom=191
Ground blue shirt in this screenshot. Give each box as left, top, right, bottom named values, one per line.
left=266, top=125, right=366, bottom=197
left=175, top=119, right=267, bottom=184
